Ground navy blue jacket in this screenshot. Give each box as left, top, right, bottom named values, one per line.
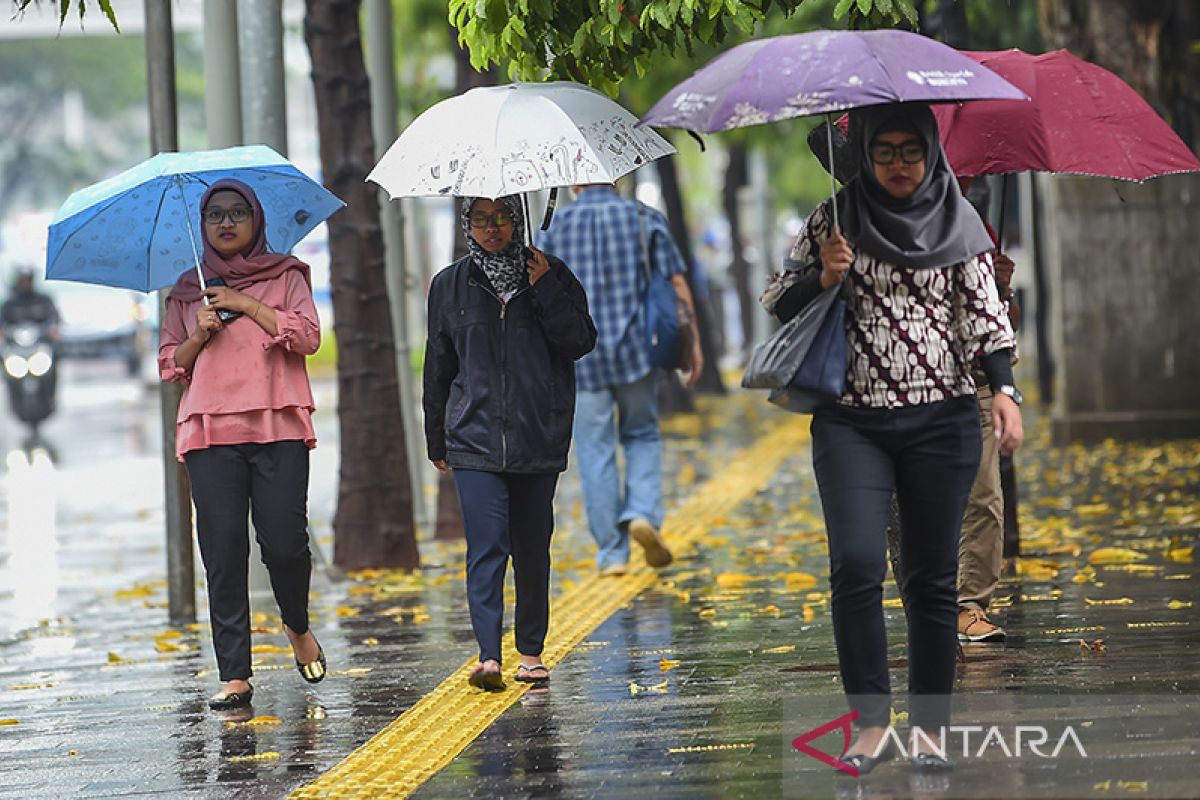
left=423, top=253, right=596, bottom=473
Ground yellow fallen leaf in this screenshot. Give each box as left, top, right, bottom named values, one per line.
left=757, top=604, right=782, bottom=617
left=362, top=637, right=379, bottom=646
left=1083, top=596, right=1134, bottom=606
left=1075, top=503, right=1112, bottom=517
left=783, top=572, right=818, bottom=591
left=629, top=680, right=642, bottom=696
left=659, top=657, right=681, bottom=672
left=1073, top=566, right=1097, bottom=584
left=107, top=651, right=132, bottom=665
left=225, top=715, right=282, bottom=728
left=697, top=607, right=716, bottom=618
left=114, top=584, right=155, bottom=600
left=648, top=679, right=669, bottom=693
left=250, top=644, right=290, bottom=654
left=1088, top=547, right=1148, bottom=565
left=0, top=719, right=18, bottom=726
left=155, top=641, right=186, bottom=653
left=335, top=605, right=360, bottom=618
left=882, top=597, right=904, bottom=608
left=1167, top=546, right=1194, bottom=563
left=227, top=751, right=280, bottom=763
left=1167, top=600, right=1193, bottom=610
left=802, top=605, right=816, bottom=622
left=761, top=645, right=795, bottom=654
left=715, top=572, right=755, bottom=589
left=1117, top=780, right=1148, bottom=792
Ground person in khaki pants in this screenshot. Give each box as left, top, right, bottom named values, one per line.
left=958, top=248, right=1020, bottom=642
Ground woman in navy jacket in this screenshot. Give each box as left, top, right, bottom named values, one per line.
left=424, top=195, right=596, bottom=690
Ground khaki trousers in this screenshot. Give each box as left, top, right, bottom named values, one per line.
left=958, top=387, right=1004, bottom=612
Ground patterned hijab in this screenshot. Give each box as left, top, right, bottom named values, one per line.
left=461, top=195, right=527, bottom=296
left=840, top=103, right=992, bottom=270
left=169, top=178, right=308, bottom=302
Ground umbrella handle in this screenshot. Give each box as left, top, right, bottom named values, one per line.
left=172, top=175, right=209, bottom=297
left=996, top=173, right=1009, bottom=253
left=826, top=113, right=840, bottom=232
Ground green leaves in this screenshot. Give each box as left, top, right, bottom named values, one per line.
left=452, top=0, right=815, bottom=93
left=830, top=0, right=917, bottom=29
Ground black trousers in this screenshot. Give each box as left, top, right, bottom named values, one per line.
left=185, top=440, right=312, bottom=682
left=811, top=395, right=981, bottom=729
left=452, top=469, right=558, bottom=665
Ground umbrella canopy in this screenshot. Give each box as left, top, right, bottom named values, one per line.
left=46, top=145, right=344, bottom=293
left=367, top=81, right=676, bottom=200
left=932, top=48, right=1200, bottom=181
left=639, top=29, right=1026, bottom=133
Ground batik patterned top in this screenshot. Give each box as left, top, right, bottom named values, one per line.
left=784, top=199, right=1015, bottom=409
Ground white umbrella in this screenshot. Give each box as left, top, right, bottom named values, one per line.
left=367, top=81, right=677, bottom=200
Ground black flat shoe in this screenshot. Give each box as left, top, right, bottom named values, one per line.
left=208, top=684, right=253, bottom=710
left=911, top=751, right=954, bottom=772
left=842, top=740, right=897, bottom=776
left=297, top=643, right=327, bottom=684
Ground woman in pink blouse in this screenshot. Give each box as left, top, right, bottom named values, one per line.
left=770, top=104, right=1023, bottom=774
left=159, top=178, right=325, bottom=711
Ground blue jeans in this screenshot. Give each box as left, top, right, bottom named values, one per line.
left=572, top=371, right=664, bottom=569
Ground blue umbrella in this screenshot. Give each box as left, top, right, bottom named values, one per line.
left=46, top=145, right=344, bottom=293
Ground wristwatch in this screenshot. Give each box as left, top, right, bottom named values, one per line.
left=996, top=384, right=1023, bottom=405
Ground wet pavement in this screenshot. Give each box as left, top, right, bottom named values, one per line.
left=1, top=365, right=1198, bottom=798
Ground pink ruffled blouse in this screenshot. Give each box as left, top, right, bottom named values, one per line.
left=158, top=269, right=320, bottom=461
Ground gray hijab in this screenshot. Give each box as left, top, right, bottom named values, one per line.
left=461, top=195, right=527, bottom=296
left=840, top=103, right=992, bottom=269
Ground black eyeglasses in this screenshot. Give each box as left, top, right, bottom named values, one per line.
left=203, top=206, right=252, bottom=225
left=869, top=142, right=926, bottom=165
left=468, top=211, right=513, bottom=229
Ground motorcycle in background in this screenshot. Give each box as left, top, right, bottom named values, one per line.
left=2, top=322, right=57, bottom=429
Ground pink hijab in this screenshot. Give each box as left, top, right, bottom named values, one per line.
left=169, top=178, right=309, bottom=302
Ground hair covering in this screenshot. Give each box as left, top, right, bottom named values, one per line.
left=839, top=103, right=993, bottom=269
left=169, top=178, right=309, bottom=303
left=460, top=196, right=527, bottom=296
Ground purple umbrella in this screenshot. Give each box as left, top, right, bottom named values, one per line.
left=641, top=29, right=1027, bottom=133
left=640, top=30, right=1026, bottom=229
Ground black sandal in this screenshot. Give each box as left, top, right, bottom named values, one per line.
left=514, top=663, right=549, bottom=683
left=208, top=684, right=253, bottom=710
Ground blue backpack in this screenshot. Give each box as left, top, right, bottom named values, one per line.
left=637, top=204, right=691, bottom=371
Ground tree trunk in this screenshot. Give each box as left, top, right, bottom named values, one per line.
left=304, top=0, right=418, bottom=570
left=721, top=141, right=754, bottom=363
left=1036, top=0, right=1200, bottom=442
left=657, top=153, right=725, bottom=395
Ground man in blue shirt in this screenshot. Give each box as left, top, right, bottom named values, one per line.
left=538, top=183, right=703, bottom=575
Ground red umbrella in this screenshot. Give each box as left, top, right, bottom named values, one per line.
left=932, top=48, right=1200, bottom=181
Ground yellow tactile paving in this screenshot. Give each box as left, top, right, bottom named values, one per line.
left=291, top=413, right=811, bottom=799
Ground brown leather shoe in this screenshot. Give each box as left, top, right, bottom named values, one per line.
left=629, top=518, right=673, bottom=568
left=958, top=608, right=1005, bottom=642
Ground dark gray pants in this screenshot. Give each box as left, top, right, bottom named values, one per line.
left=185, top=440, right=312, bottom=682
left=453, top=469, right=558, bottom=665
left=811, top=395, right=981, bottom=729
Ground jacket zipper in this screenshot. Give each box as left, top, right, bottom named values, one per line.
left=471, top=279, right=529, bottom=471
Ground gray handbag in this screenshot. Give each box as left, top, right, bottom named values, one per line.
left=742, top=281, right=847, bottom=413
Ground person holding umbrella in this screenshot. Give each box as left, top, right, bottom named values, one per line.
left=771, top=103, right=1023, bottom=773
left=158, top=178, right=325, bottom=711
left=423, top=195, right=596, bottom=691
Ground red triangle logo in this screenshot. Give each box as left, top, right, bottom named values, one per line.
left=791, top=709, right=859, bottom=777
